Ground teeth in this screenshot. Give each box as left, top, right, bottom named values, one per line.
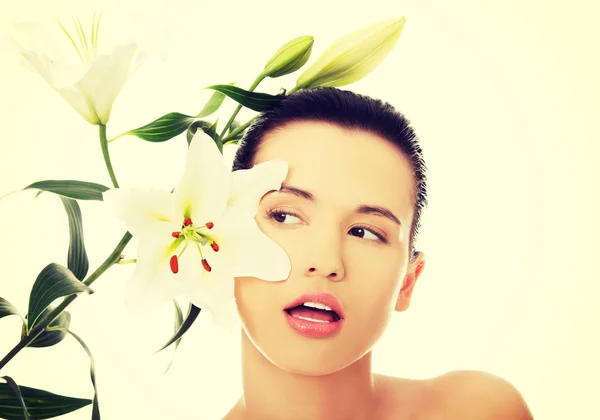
left=296, top=315, right=330, bottom=323
left=303, top=302, right=333, bottom=311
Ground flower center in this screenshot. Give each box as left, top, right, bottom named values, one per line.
left=57, top=11, right=102, bottom=64
left=169, top=217, right=219, bottom=274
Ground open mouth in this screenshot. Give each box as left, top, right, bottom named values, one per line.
left=284, top=302, right=341, bottom=323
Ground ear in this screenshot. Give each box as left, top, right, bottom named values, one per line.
left=395, top=251, right=426, bottom=312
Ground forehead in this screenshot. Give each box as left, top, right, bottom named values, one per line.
left=253, top=121, right=414, bottom=221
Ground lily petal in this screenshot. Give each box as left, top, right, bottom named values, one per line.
left=179, top=248, right=239, bottom=331
left=74, top=43, right=146, bottom=124
left=125, top=231, right=183, bottom=314
left=223, top=207, right=291, bottom=282
left=102, top=188, right=177, bottom=237
left=174, top=131, right=231, bottom=225
left=228, top=159, right=289, bottom=217
left=18, top=50, right=101, bottom=123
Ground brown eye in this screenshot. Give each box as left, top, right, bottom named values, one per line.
left=349, top=225, right=388, bottom=243
left=267, top=209, right=302, bottom=225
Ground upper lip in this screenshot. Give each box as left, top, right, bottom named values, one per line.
left=284, top=292, right=345, bottom=319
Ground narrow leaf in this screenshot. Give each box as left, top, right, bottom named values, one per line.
left=125, top=112, right=194, bottom=142
left=164, top=300, right=184, bottom=373
left=59, top=329, right=100, bottom=420
left=195, top=90, right=227, bottom=118
left=155, top=304, right=201, bottom=353
left=24, top=180, right=109, bottom=201
left=206, top=85, right=283, bottom=112
left=207, top=119, right=219, bottom=141
left=1, top=376, right=29, bottom=420
left=59, top=197, right=89, bottom=281
left=0, top=297, right=22, bottom=322
left=27, top=263, right=92, bottom=331
left=0, top=383, right=91, bottom=419
left=22, top=309, right=71, bottom=348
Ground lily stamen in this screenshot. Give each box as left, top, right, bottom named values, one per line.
left=195, top=243, right=212, bottom=272
left=172, top=231, right=181, bottom=238
left=184, top=217, right=193, bottom=226
left=177, top=238, right=191, bottom=259
left=211, top=241, right=219, bottom=252
left=170, top=255, right=179, bottom=273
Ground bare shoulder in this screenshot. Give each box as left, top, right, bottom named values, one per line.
left=377, top=371, right=533, bottom=420
left=430, top=370, right=534, bottom=419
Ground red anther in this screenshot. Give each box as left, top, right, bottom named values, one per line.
left=183, top=217, right=193, bottom=226
left=210, top=241, right=219, bottom=252
left=171, top=232, right=181, bottom=238
left=206, top=222, right=214, bottom=229
left=170, top=255, right=179, bottom=274
left=201, top=258, right=212, bottom=272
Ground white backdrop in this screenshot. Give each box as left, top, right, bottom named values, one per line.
left=0, top=0, right=598, bottom=419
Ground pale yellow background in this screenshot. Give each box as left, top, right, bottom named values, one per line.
left=0, top=0, right=598, bottom=419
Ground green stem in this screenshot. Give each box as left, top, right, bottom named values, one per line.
left=222, top=118, right=254, bottom=142
left=99, top=124, right=119, bottom=188
left=218, top=73, right=266, bottom=140
left=0, top=232, right=132, bottom=371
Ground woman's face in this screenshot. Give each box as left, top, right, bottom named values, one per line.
left=234, top=121, right=425, bottom=375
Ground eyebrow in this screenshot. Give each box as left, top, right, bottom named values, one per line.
left=270, top=183, right=402, bottom=226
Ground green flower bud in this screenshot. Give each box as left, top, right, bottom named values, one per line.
left=294, top=17, right=406, bottom=90
left=263, top=35, right=314, bottom=78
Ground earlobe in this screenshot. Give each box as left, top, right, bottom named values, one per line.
left=394, top=252, right=426, bottom=312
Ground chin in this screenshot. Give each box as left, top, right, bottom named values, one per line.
left=265, top=345, right=358, bottom=376
left=252, top=328, right=377, bottom=376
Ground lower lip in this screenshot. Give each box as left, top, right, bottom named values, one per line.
left=284, top=311, right=343, bottom=338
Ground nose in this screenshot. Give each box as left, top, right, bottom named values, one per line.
left=304, top=228, right=345, bottom=282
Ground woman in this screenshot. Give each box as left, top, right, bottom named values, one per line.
left=225, top=87, right=532, bottom=419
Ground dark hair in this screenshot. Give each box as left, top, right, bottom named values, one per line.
left=232, top=87, right=427, bottom=263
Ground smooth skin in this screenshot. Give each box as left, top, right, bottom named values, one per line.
left=227, top=121, right=533, bottom=420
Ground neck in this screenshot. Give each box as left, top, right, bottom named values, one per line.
left=235, top=331, right=380, bottom=420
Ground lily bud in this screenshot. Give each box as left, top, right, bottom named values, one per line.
left=263, top=35, right=314, bottom=78
left=294, top=17, right=406, bottom=90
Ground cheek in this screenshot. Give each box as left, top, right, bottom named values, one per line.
left=234, top=276, right=286, bottom=328
left=348, top=251, right=405, bottom=310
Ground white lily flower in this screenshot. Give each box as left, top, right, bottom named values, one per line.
left=8, top=11, right=147, bottom=125
left=102, top=132, right=291, bottom=330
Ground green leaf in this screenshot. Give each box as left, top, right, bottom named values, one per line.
left=186, top=120, right=214, bottom=146
left=195, top=90, right=227, bottom=118
left=125, top=112, right=194, bottom=142
left=0, top=297, right=22, bottom=322
left=22, top=309, right=71, bottom=348
left=1, top=376, right=29, bottom=420
left=27, top=263, right=92, bottom=332
left=207, top=120, right=219, bottom=141
left=57, top=329, right=100, bottom=420
left=59, top=197, right=89, bottom=281
left=24, top=180, right=109, bottom=201
left=155, top=304, right=201, bottom=354
left=164, top=300, right=184, bottom=373
left=0, top=382, right=91, bottom=419
left=206, top=85, right=283, bottom=112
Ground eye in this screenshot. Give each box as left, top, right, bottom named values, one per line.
left=350, top=225, right=388, bottom=243
left=266, top=208, right=302, bottom=225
